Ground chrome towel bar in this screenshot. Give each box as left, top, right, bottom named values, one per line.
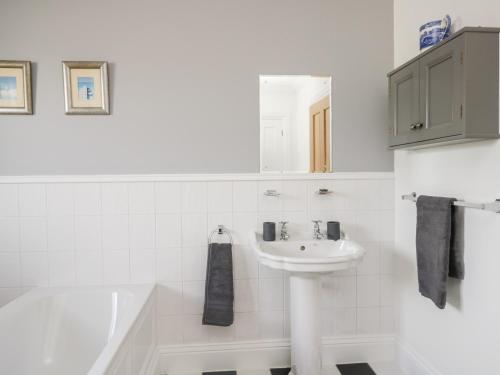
left=402, top=192, right=500, bottom=213
left=208, top=225, right=233, bottom=245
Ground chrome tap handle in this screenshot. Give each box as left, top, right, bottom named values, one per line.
left=279, top=221, right=289, bottom=240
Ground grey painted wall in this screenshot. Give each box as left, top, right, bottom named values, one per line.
left=0, top=0, right=394, bottom=175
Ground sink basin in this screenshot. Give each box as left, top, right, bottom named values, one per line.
left=250, top=230, right=366, bottom=375
left=250, top=232, right=366, bottom=274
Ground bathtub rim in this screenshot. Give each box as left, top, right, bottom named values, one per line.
left=0, top=283, right=155, bottom=375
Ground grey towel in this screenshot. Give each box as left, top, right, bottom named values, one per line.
left=202, top=243, right=234, bottom=326
left=416, top=195, right=464, bottom=309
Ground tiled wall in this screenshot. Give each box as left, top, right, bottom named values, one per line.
left=0, top=175, right=395, bottom=345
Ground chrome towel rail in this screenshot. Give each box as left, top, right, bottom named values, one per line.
left=208, top=225, right=233, bottom=245
left=402, top=192, right=500, bottom=213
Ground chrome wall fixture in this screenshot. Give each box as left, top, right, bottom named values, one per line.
left=402, top=192, right=500, bottom=213
left=263, top=189, right=280, bottom=197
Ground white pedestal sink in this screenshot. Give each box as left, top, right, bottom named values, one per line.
left=250, top=231, right=366, bottom=375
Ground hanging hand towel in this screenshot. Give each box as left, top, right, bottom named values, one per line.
left=416, top=195, right=464, bottom=309
left=202, top=243, right=234, bottom=326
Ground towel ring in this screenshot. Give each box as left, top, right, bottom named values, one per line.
left=208, top=225, right=233, bottom=245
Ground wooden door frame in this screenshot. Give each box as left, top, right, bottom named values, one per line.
left=309, top=95, right=331, bottom=173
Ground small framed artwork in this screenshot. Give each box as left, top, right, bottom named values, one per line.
left=62, top=61, right=109, bottom=115
left=0, top=61, right=32, bottom=114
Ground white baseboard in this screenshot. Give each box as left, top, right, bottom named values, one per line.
left=143, top=348, right=160, bottom=375
left=398, top=341, right=442, bottom=375
left=149, top=335, right=395, bottom=374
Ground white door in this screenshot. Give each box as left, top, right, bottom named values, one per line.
left=261, top=115, right=285, bottom=172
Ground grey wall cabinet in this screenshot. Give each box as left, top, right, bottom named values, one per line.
left=388, top=27, right=500, bottom=149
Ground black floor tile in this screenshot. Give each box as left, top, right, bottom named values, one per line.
left=202, top=371, right=237, bottom=375
left=337, top=363, right=376, bottom=375
left=270, top=368, right=291, bottom=375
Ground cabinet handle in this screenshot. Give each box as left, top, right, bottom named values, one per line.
left=410, top=124, right=417, bottom=130
left=416, top=123, right=424, bottom=129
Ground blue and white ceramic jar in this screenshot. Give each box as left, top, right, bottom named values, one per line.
left=420, top=15, right=451, bottom=50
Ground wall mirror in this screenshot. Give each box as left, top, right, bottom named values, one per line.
left=259, top=75, right=332, bottom=174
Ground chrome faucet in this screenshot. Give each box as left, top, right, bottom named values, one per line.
left=279, top=221, right=289, bottom=241
left=312, top=220, right=324, bottom=240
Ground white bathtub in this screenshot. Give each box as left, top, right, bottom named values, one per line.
left=0, top=284, right=156, bottom=375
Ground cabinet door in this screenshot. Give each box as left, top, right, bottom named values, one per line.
left=389, top=61, right=421, bottom=147
left=418, top=37, right=464, bottom=140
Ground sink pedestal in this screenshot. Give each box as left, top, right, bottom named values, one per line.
left=289, top=274, right=322, bottom=375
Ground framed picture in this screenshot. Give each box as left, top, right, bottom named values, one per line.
left=0, top=61, right=32, bottom=114
left=62, top=61, right=109, bottom=115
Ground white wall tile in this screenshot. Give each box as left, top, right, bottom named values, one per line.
left=334, top=276, right=357, bottom=307
left=258, top=181, right=283, bottom=212
left=259, top=278, right=283, bottom=311
left=21, top=252, right=48, bottom=286
left=129, top=183, right=155, bottom=214
left=20, top=217, right=47, bottom=251
left=182, top=314, right=209, bottom=343
left=0, top=253, right=21, bottom=287
left=357, top=275, right=380, bottom=307
left=334, top=307, right=357, bottom=335
left=182, top=281, right=205, bottom=314
left=258, top=311, right=284, bottom=339
left=156, top=249, right=182, bottom=283
left=181, top=214, right=207, bottom=247
left=103, top=251, right=130, bottom=284
left=235, top=279, right=258, bottom=312
left=0, top=184, right=18, bottom=216
left=49, top=252, right=75, bottom=286
left=350, top=180, right=380, bottom=210
left=156, top=282, right=183, bottom=315
left=181, top=182, right=207, bottom=213
left=74, top=183, right=101, bottom=215
left=130, top=250, right=156, bottom=283
left=380, top=306, right=395, bottom=334
left=380, top=275, right=394, bottom=306
left=0, top=218, right=19, bottom=251
left=380, top=242, right=394, bottom=275
left=156, top=214, right=181, bottom=249
left=357, top=307, right=380, bottom=335
left=76, top=251, right=103, bottom=285
left=282, top=180, right=308, bottom=212
left=102, top=183, right=129, bottom=215
left=129, top=214, right=155, bottom=249
left=155, top=182, right=182, bottom=214
left=46, top=184, right=74, bottom=216
left=158, top=315, right=183, bottom=345
left=75, top=216, right=102, bottom=251
left=377, top=210, right=395, bottom=242
left=232, top=213, right=258, bottom=245
left=207, top=324, right=235, bottom=343
left=47, top=216, right=74, bottom=251
left=321, top=276, right=336, bottom=309
left=377, top=179, right=395, bottom=210
left=182, top=247, right=207, bottom=281
left=102, top=215, right=129, bottom=250
left=0, top=176, right=395, bottom=346
left=233, top=181, right=258, bottom=212
left=233, top=245, right=258, bottom=279
left=19, top=184, right=46, bottom=216
left=207, top=182, right=233, bottom=212
left=235, top=312, right=259, bottom=340
left=356, top=242, right=380, bottom=275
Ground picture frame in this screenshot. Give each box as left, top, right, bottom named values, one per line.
left=0, top=61, right=32, bottom=115
left=62, top=61, right=109, bottom=115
